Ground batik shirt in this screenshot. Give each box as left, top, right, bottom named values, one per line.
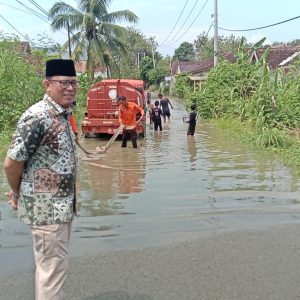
left=7, top=94, right=77, bottom=225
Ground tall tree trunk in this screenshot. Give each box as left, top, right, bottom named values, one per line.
left=87, top=59, right=95, bottom=80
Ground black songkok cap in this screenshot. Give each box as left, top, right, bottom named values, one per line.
left=45, top=59, right=76, bottom=77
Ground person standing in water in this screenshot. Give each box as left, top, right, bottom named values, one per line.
left=118, top=95, right=144, bottom=148
left=158, top=93, right=173, bottom=123
left=187, top=103, right=197, bottom=137
left=151, top=100, right=163, bottom=131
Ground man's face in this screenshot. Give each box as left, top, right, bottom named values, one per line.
left=119, top=99, right=128, bottom=108
left=43, top=76, right=78, bottom=108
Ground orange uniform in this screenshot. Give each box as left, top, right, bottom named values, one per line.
left=118, top=102, right=144, bottom=126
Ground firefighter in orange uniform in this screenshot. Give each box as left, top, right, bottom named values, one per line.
left=118, top=96, right=144, bottom=148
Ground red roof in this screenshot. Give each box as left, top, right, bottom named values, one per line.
left=252, top=46, right=300, bottom=70
left=171, top=52, right=236, bottom=75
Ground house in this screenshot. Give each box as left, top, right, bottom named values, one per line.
left=170, top=46, right=300, bottom=92
left=170, top=52, right=236, bottom=91
left=251, top=45, right=300, bottom=72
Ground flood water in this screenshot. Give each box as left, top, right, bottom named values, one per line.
left=1, top=96, right=300, bottom=275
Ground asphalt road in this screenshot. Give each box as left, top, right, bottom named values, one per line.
left=2, top=223, right=300, bottom=300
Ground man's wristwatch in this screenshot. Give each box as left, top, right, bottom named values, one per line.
left=12, top=192, right=20, bottom=199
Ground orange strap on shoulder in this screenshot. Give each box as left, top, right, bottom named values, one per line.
left=69, top=114, right=78, bottom=134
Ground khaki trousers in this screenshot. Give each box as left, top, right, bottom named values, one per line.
left=31, top=223, right=72, bottom=300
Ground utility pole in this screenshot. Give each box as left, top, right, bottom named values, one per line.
left=213, top=0, right=218, bottom=66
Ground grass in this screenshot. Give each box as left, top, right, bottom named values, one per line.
left=216, top=117, right=300, bottom=175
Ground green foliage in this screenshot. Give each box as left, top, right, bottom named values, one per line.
left=162, top=85, right=170, bottom=96
left=173, top=42, right=195, bottom=61
left=116, top=28, right=157, bottom=79
left=255, top=127, right=292, bottom=148
left=194, top=33, right=249, bottom=61
left=147, top=59, right=169, bottom=86
left=76, top=73, right=97, bottom=110
left=173, top=73, right=191, bottom=98
left=0, top=39, right=44, bottom=131
left=139, top=57, right=154, bottom=82
left=148, top=68, right=164, bottom=85
left=0, top=129, right=13, bottom=157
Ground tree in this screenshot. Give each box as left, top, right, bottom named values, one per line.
left=116, top=27, right=155, bottom=78
left=173, top=42, right=195, bottom=61
left=194, top=33, right=248, bottom=61
left=139, top=56, right=153, bottom=83
left=148, top=58, right=169, bottom=86
left=49, top=0, right=138, bottom=79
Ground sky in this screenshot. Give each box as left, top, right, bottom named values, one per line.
left=0, top=0, right=300, bottom=57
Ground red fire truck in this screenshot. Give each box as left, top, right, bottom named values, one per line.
left=81, top=79, right=146, bottom=137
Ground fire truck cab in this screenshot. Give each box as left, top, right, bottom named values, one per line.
left=81, top=79, right=146, bottom=137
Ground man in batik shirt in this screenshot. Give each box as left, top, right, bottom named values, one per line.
left=4, top=59, right=79, bottom=300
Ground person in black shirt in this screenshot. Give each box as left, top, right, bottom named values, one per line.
left=187, top=104, right=197, bottom=137
left=151, top=100, right=163, bottom=131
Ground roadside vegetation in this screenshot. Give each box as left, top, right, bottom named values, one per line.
left=0, top=38, right=94, bottom=157
left=174, top=38, right=300, bottom=174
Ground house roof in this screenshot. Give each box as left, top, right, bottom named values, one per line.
left=252, top=46, right=300, bottom=70
left=171, top=52, right=236, bottom=75
left=18, top=41, right=31, bottom=55
left=171, top=46, right=300, bottom=77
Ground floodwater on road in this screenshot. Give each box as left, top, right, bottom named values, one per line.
left=1, top=96, right=300, bottom=275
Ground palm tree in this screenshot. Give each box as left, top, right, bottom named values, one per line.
left=49, top=0, right=138, bottom=79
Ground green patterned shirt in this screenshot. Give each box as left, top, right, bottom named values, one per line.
left=7, top=94, right=77, bottom=225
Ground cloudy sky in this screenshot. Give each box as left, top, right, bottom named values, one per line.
left=0, top=0, right=299, bottom=56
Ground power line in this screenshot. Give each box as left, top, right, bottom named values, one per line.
left=162, top=0, right=200, bottom=46
left=166, top=0, right=210, bottom=47
left=219, top=15, right=300, bottom=32
left=0, top=3, right=55, bottom=48
left=0, top=13, right=51, bottom=48
left=27, top=0, right=49, bottom=17
left=0, top=2, right=35, bottom=15
left=15, top=0, right=48, bottom=23
left=0, top=13, right=27, bottom=39
left=159, top=0, right=190, bottom=46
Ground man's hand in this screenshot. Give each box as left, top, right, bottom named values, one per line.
left=6, top=191, right=18, bottom=210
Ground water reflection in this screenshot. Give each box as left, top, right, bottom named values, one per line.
left=187, top=137, right=197, bottom=170
left=77, top=139, right=146, bottom=217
